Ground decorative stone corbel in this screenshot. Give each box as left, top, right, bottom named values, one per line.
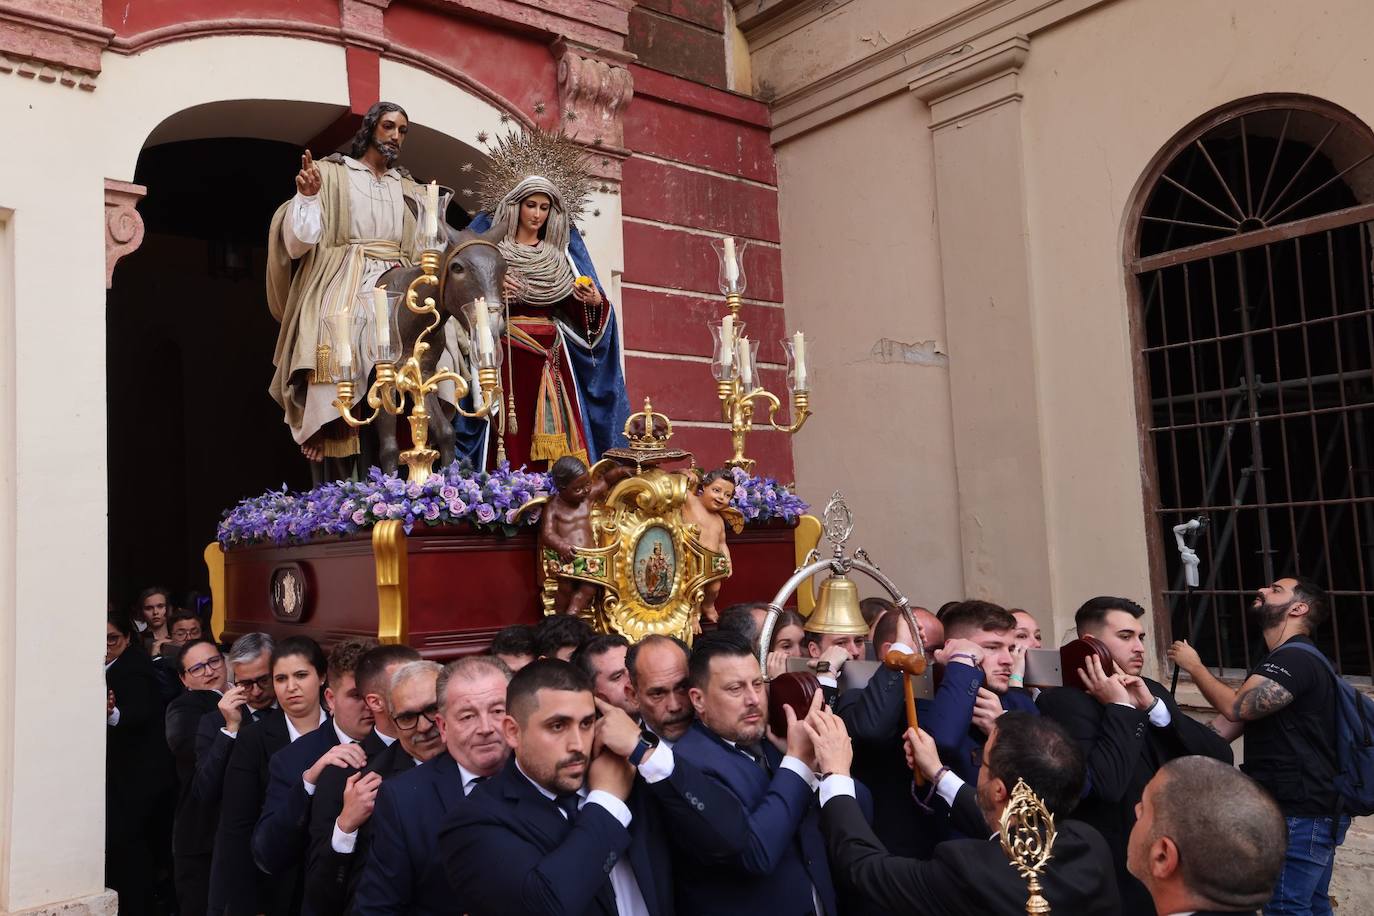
left=105, top=179, right=147, bottom=288
left=552, top=39, right=634, bottom=181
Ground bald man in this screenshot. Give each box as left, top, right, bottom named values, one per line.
left=1128, top=756, right=1286, bottom=915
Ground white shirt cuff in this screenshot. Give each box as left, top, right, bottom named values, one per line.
left=303, top=776, right=317, bottom=796
left=780, top=755, right=819, bottom=790
left=331, top=820, right=358, bottom=854
left=107, top=707, right=120, bottom=727
left=1148, top=698, right=1172, bottom=727
left=935, top=769, right=965, bottom=807
left=890, top=642, right=914, bottom=655
left=221, top=727, right=237, bottom=740
left=817, top=674, right=839, bottom=689
left=818, top=774, right=855, bottom=806
left=637, top=744, right=675, bottom=784
left=585, top=790, right=632, bottom=827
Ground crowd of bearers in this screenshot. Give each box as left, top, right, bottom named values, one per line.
left=107, top=587, right=1312, bottom=916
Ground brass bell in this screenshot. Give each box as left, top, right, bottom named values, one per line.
left=804, top=573, right=869, bottom=636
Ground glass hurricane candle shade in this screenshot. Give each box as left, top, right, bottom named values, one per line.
left=415, top=184, right=455, bottom=253
left=710, top=319, right=744, bottom=381
left=462, top=297, right=504, bottom=370
left=734, top=336, right=760, bottom=390
left=323, top=309, right=367, bottom=382
left=360, top=289, right=403, bottom=365
left=711, top=236, right=749, bottom=296
left=783, top=335, right=809, bottom=393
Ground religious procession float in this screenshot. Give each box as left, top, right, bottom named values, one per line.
left=207, top=123, right=825, bottom=656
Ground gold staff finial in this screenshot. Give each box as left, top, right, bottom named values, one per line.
left=999, top=778, right=1057, bottom=915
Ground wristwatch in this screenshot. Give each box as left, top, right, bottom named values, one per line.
left=628, top=735, right=657, bottom=766
left=947, top=652, right=979, bottom=666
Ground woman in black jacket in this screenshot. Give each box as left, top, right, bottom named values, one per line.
left=105, top=611, right=173, bottom=911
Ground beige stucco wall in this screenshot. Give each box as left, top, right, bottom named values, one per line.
left=777, top=91, right=965, bottom=609
left=755, top=0, right=1374, bottom=648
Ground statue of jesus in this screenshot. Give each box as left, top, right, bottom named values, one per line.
left=265, top=101, right=461, bottom=480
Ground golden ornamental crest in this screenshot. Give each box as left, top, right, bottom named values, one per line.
left=999, top=778, right=1058, bottom=915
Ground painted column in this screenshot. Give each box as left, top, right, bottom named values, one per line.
left=909, top=36, right=1054, bottom=611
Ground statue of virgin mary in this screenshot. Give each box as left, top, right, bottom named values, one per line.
left=458, top=129, right=630, bottom=469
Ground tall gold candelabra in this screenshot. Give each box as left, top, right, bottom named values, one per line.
left=710, top=236, right=813, bottom=471
left=328, top=186, right=504, bottom=483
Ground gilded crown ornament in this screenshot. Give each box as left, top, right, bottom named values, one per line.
left=601, top=397, right=694, bottom=471
left=999, top=778, right=1058, bottom=915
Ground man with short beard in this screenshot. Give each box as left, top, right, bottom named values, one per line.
left=650, top=632, right=836, bottom=916
left=438, top=659, right=674, bottom=916
left=923, top=601, right=1038, bottom=787
left=267, top=100, right=460, bottom=475
left=1037, top=596, right=1231, bottom=915
left=303, top=646, right=423, bottom=913
left=1170, top=577, right=1343, bottom=916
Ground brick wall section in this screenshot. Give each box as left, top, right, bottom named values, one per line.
left=621, top=63, right=795, bottom=480
left=628, top=0, right=727, bottom=89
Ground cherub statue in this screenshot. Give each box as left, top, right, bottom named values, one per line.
left=540, top=455, right=631, bottom=616
left=682, top=467, right=741, bottom=625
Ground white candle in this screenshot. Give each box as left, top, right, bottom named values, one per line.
left=722, top=237, right=739, bottom=286
left=372, top=287, right=391, bottom=353
left=792, top=330, right=807, bottom=389
left=737, top=336, right=752, bottom=388
left=473, top=296, right=494, bottom=357
left=326, top=315, right=353, bottom=374
left=720, top=314, right=735, bottom=368
left=424, top=181, right=439, bottom=239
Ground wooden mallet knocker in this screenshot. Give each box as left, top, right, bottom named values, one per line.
left=883, top=648, right=927, bottom=784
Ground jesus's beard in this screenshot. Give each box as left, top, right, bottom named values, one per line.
left=375, top=139, right=400, bottom=166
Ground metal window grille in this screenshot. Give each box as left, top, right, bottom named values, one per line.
left=1132, top=100, right=1374, bottom=678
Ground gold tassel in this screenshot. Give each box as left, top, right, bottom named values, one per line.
left=507, top=393, right=519, bottom=435
left=529, top=433, right=567, bottom=463
left=322, top=428, right=360, bottom=458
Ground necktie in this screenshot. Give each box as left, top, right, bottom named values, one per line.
left=464, top=775, right=486, bottom=796
left=554, top=792, right=581, bottom=821
left=743, top=743, right=772, bottom=776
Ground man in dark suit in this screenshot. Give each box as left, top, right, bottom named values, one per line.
left=354, top=654, right=514, bottom=915
left=164, top=638, right=231, bottom=916
left=835, top=609, right=930, bottom=857
left=304, top=650, right=431, bottom=914
left=1128, top=756, right=1286, bottom=915
left=252, top=637, right=378, bottom=880
left=1038, top=596, right=1233, bottom=916
left=439, top=658, right=673, bottom=916
left=191, top=632, right=277, bottom=813
left=813, top=708, right=1121, bottom=915
left=648, top=631, right=835, bottom=916
left=625, top=635, right=693, bottom=746
left=923, top=601, right=1039, bottom=787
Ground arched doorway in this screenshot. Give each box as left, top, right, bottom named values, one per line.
left=107, top=98, right=490, bottom=606
left=1128, top=95, right=1374, bottom=676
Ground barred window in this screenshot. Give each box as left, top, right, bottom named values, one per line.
left=1131, top=97, right=1374, bottom=678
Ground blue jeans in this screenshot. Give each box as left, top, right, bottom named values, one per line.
left=1264, top=815, right=1351, bottom=916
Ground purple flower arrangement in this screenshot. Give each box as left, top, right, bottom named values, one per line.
left=217, top=463, right=809, bottom=548
left=728, top=467, right=809, bottom=524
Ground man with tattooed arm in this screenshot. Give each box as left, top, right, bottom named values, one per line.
left=1169, top=577, right=1342, bottom=916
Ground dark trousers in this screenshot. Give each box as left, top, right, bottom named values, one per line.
left=175, top=852, right=212, bottom=916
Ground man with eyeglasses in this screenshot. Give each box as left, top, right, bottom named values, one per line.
left=189, top=633, right=276, bottom=849
left=165, top=638, right=230, bottom=916
left=306, top=660, right=444, bottom=913
left=304, top=645, right=421, bottom=913
left=356, top=655, right=512, bottom=915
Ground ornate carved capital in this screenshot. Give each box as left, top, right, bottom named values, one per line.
left=105, top=179, right=146, bottom=288
left=553, top=39, right=634, bottom=181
